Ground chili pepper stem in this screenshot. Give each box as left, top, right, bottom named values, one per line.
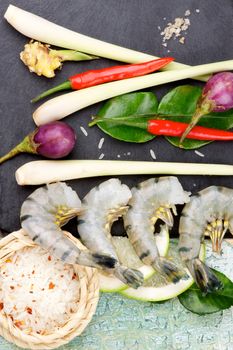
left=89, top=115, right=108, bottom=126
left=0, top=135, right=36, bottom=165
left=89, top=113, right=157, bottom=127
left=89, top=117, right=99, bottom=127
left=49, top=49, right=99, bottom=62
left=91, top=118, right=147, bottom=129
left=32, top=81, right=72, bottom=103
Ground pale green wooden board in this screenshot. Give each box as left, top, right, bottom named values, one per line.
left=1, top=241, right=233, bottom=350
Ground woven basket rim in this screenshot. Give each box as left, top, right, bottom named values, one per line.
left=0, top=229, right=99, bottom=349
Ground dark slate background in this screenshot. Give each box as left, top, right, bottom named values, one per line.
left=0, top=0, right=232, bottom=236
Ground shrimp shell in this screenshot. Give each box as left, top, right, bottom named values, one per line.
left=178, top=186, right=233, bottom=293
left=124, top=177, right=190, bottom=282
left=20, top=182, right=117, bottom=270
left=78, top=178, right=144, bottom=289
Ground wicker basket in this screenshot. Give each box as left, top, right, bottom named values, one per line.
left=0, top=229, right=99, bottom=349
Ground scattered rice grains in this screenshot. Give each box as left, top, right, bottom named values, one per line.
left=160, top=9, right=200, bottom=46
left=150, top=149, right=156, bottom=160
left=0, top=246, right=80, bottom=335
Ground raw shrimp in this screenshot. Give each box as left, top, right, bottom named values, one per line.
left=124, top=177, right=190, bottom=283
left=77, top=178, right=144, bottom=289
left=20, top=182, right=117, bottom=270
left=179, top=185, right=233, bottom=293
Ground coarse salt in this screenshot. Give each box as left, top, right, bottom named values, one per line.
left=179, top=37, right=185, bottom=44
left=160, top=10, right=191, bottom=44
left=0, top=247, right=80, bottom=335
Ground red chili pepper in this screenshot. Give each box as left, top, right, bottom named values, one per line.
left=147, top=120, right=233, bottom=140
left=31, top=57, right=174, bottom=102
left=70, top=57, right=174, bottom=89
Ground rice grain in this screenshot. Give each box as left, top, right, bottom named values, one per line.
left=98, top=153, right=105, bottom=160
left=150, top=149, right=156, bottom=160
left=194, top=150, right=205, bottom=157
left=80, top=126, right=88, bottom=136
left=98, top=137, right=105, bottom=149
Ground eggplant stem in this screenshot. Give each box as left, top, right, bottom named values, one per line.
left=0, top=146, right=22, bottom=164
left=179, top=94, right=215, bottom=146
left=0, top=135, right=36, bottom=165
left=179, top=110, right=203, bottom=146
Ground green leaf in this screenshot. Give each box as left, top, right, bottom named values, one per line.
left=158, top=85, right=233, bottom=149
left=96, top=92, right=158, bottom=143
left=178, top=269, right=233, bottom=315
left=158, top=85, right=202, bottom=116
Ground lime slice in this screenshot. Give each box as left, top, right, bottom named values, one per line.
left=120, top=240, right=205, bottom=301
left=99, top=225, right=169, bottom=292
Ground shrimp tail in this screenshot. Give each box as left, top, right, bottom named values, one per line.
left=76, top=251, right=117, bottom=270
left=153, top=257, right=188, bottom=283
left=114, top=266, right=144, bottom=289
left=188, top=258, right=223, bottom=294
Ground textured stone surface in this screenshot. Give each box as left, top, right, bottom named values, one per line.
left=1, top=241, right=233, bottom=349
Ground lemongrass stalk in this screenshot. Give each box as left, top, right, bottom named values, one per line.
left=4, top=4, right=208, bottom=81
left=15, top=160, right=233, bottom=186
left=33, top=60, right=233, bottom=126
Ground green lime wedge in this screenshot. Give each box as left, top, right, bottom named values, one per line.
left=120, top=240, right=205, bottom=301
left=99, top=225, right=169, bottom=293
